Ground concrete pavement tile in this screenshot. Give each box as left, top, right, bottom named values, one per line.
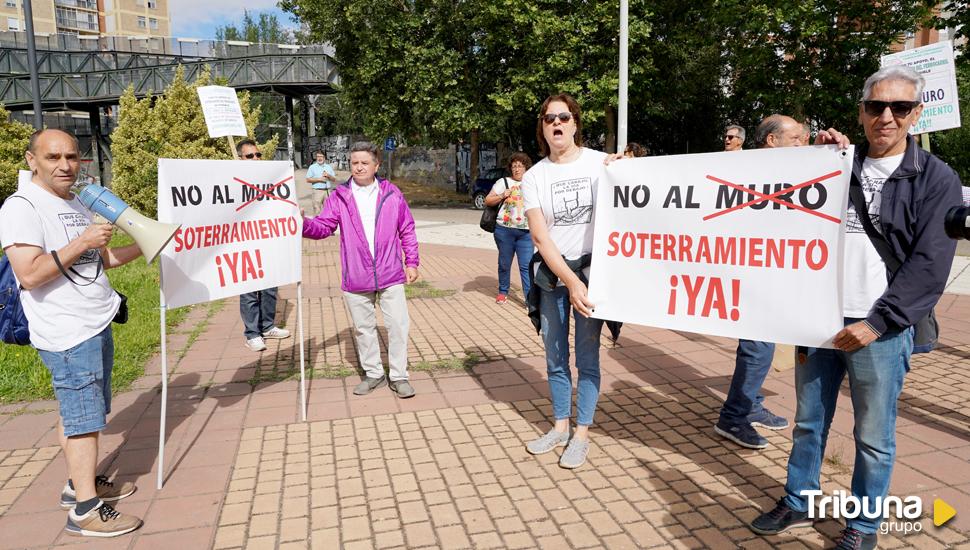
left=131, top=526, right=214, bottom=550
left=141, top=493, right=222, bottom=533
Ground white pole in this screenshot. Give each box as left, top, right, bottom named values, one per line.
left=157, top=285, right=168, bottom=490
left=618, top=0, right=629, bottom=153
left=298, top=282, right=306, bottom=422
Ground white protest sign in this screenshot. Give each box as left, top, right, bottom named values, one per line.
left=157, top=159, right=302, bottom=309
left=881, top=41, right=961, bottom=134
left=196, top=85, right=249, bottom=138
left=588, top=146, right=853, bottom=348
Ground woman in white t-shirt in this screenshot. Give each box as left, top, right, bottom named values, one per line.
left=484, top=152, right=534, bottom=304
left=521, top=93, right=609, bottom=470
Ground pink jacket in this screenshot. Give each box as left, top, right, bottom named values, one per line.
left=303, top=178, right=420, bottom=293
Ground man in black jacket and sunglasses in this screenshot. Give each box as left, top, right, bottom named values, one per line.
left=749, top=65, right=962, bottom=550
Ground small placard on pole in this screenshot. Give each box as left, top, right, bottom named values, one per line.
left=197, top=86, right=249, bottom=138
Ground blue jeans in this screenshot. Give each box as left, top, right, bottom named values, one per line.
left=494, top=225, right=533, bottom=296
left=539, top=286, right=603, bottom=426
left=783, top=319, right=912, bottom=534
left=719, top=339, right=774, bottom=425
left=240, top=287, right=278, bottom=339
left=38, top=326, right=114, bottom=437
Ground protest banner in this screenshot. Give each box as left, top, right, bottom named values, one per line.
left=588, top=146, right=852, bottom=348
left=881, top=42, right=961, bottom=134
left=157, top=159, right=302, bottom=307
left=196, top=85, right=249, bottom=139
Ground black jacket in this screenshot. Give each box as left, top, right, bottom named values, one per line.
left=854, top=135, right=962, bottom=335
left=526, top=253, right=622, bottom=341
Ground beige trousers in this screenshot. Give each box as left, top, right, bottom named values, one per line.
left=343, top=284, right=410, bottom=381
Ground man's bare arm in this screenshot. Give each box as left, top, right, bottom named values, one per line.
left=5, top=224, right=113, bottom=290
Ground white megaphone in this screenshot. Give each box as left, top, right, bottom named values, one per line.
left=75, top=184, right=181, bottom=264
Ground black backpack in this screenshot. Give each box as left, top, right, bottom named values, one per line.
left=0, top=254, right=29, bottom=345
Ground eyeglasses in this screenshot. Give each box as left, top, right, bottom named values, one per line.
left=541, top=112, right=573, bottom=124
left=243, top=152, right=263, bottom=159
left=861, top=100, right=921, bottom=118
left=725, top=134, right=741, bottom=141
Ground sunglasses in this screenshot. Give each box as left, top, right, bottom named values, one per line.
left=725, top=134, right=741, bottom=141
left=242, top=152, right=263, bottom=159
left=861, top=100, right=921, bottom=118
left=541, top=112, right=573, bottom=124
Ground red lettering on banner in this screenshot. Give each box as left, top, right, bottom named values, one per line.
left=602, top=231, right=828, bottom=271
left=667, top=274, right=741, bottom=322
left=170, top=217, right=300, bottom=253
left=213, top=249, right=266, bottom=286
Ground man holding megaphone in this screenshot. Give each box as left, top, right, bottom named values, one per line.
left=0, top=129, right=144, bottom=538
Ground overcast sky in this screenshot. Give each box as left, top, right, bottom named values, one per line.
left=168, top=0, right=296, bottom=40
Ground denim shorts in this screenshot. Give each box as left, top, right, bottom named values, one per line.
left=38, top=326, right=114, bottom=437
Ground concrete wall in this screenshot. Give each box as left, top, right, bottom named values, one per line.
left=304, top=135, right=503, bottom=191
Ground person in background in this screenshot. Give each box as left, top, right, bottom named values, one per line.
left=307, top=150, right=337, bottom=213
left=724, top=124, right=745, bottom=151
left=623, top=142, right=649, bottom=158
left=484, top=152, right=534, bottom=304
left=237, top=139, right=291, bottom=351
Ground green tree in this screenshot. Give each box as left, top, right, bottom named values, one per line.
left=215, top=10, right=294, bottom=44
left=932, top=63, right=970, bottom=183
left=110, top=65, right=278, bottom=217
left=0, top=105, right=34, bottom=204
left=717, top=1, right=936, bottom=146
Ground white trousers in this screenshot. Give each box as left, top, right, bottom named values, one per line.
left=343, top=284, right=410, bottom=381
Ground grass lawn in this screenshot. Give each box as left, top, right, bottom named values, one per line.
left=0, top=233, right=194, bottom=404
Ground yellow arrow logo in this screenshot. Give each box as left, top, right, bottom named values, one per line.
left=934, top=498, right=956, bottom=527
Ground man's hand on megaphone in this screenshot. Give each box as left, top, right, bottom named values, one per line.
left=80, top=223, right=114, bottom=250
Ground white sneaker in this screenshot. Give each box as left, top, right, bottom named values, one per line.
left=262, top=326, right=290, bottom=339
left=246, top=336, right=267, bottom=351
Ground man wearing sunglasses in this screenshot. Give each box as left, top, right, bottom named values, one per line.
left=724, top=124, right=745, bottom=151
left=236, top=139, right=291, bottom=352
left=750, top=66, right=962, bottom=550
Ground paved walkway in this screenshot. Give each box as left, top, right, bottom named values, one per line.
left=1, top=206, right=970, bottom=548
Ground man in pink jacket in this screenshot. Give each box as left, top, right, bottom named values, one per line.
left=302, top=141, right=420, bottom=398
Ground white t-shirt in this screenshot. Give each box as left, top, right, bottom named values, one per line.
left=351, top=179, right=379, bottom=258
left=843, top=154, right=903, bottom=318
left=521, top=147, right=607, bottom=279
left=0, top=182, right=121, bottom=352
left=490, top=177, right=528, bottom=230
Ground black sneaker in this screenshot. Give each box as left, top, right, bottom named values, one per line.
left=834, top=527, right=877, bottom=550
left=749, top=498, right=814, bottom=535
left=715, top=419, right=768, bottom=449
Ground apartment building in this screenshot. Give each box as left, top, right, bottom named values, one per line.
left=0, top=0, right=169, bottom=37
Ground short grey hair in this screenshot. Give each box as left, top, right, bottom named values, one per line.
left=862, top=65, right=925, bottom=102
left=725, top=124, right=746, bottom=142
left=753, top=115, right=789, bottom=148
left=350, top=141, right=381, bottom=163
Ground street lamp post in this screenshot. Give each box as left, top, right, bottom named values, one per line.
left=618, top=0, right=628, bottom=153
left=23, top=0, right=43, bottom=128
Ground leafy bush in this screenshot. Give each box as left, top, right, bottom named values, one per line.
left=0, top=105, right=35, bottom=204
left=111, top=65, right=278, bottom=217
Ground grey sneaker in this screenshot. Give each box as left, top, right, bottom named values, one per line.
left=65, top=501, right=142, bottom=537
left=526, top=428, right=570, bottom=455
left=245, top=336, right=267, bottom=352
left=60, top=476, right=137, bottom=509
left=262, top=326, right=290, bottom=339
left=389, top=380, right=415, bottom=399
left=353, top=376, right=387, bottom=395
left=559, top=437, right=590, bottom=469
